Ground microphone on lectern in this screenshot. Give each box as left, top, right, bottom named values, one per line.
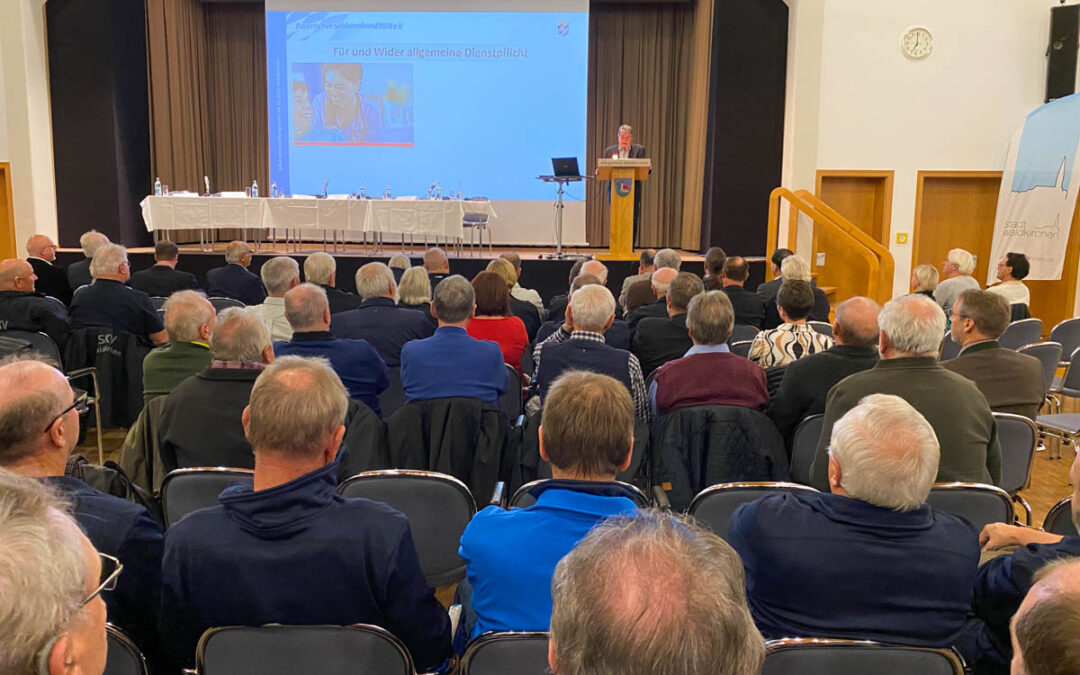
left=322, top=179, right=330, bottom=197
left=204, top=176, right=211, bottom=196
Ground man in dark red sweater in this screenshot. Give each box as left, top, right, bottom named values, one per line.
left=650, top=290, right=768, bottom=417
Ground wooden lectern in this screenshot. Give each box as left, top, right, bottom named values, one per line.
left=596, top=158, right=651, bottom=260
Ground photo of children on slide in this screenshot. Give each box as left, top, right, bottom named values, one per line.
left=292, top=62, right=414, bottom=145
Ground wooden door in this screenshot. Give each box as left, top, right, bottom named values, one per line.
left=912, top=172, right=1001, bottom=289
left=813, top=170, right=893, bottom=303
left=0, top=163, right=15, bottom=260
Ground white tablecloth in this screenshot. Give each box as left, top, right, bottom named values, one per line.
left=140, top=196, right=497, bottom=239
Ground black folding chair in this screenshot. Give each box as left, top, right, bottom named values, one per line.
left=939, top=335, right=961, bottom=362
left=730, top=340, right=754, bottom=359
left=926, top=483, right=1015, bottom=532
left=160, top=467, right=254, bottom=528
left=208, top=296, right=245, bottom=312
left=1017, top=341, right=1062, bottom=395
left=994, top=412, right=1038, bottom=524
left=509, top=479, right=650, bottom=509
left=499, top=364, right=523, bottom=421
left=1049, top=317, right=1080, bottom=368
left=149, top=296, right=168, bottom=310
left=808, top=321, right=833, bottom=338
left=1042, top=496, right=1078, bottom=537
left=1038, top=345, right=1080, bottom=457
left=105, top=624, right=149, bottom=675
left=790, top=414, right=824, bottom=485
left=730, top=324, right=761, bottom=343
left=378, top=368, right=407, bottom=418
left=687, top=482, right=819, bottom=540
left=460, top=631, right=550, bottom=675
left=762, top=638, right=964, bottom=675
left=999, top=318, right=1043, bottom=350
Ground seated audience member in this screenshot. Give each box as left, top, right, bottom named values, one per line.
left=388, top=253, right=411, bottom=283
left=536, top=274, right=631, bottom=350
left=274, top=283, right=388, bottom=414
left=131, top=241, right=198, bottom=297
left=943, top=289, right=1044, bottom=419
left=911, top=263, right=939, bottom=298
left=619, top=248, right=657, bottom=311
left=762, top=254, right=830, bottom=328
left=0, top=258, right=70, bottom=348
left=767, top=296, right=880, bottom=444
left=0, top=359, right=162, bottom=664
left=547, top=259, right=587, bottom=322
left=460, top=370, right=639, bottom=638
left=809, top=293, right=1000, bottom=489
left=467, top=271, right=529, bottom=376
left=303, top=251, right=360, bottom=314
left=206, top=240, right=267, bottom=306
left=25, top=233, right=71, bottom=304
left=988, top=251, right=1031, bottom=307
left=701, top=246, right=727, bottom=291
left=142, top=291, right=216, bottom=399
left=401, top=275, right=508, bottom=407
left=161, top=357, right=451, bottom=671
left=332, top=263, right=434, bottom=366
left=250, top=256, right=300, bottom=342
left=627, top=267, right=679, bottom=331
left=626, top=249, right=681, bottom=318
left=500, top=251, right=545, bottom=313
left=650, top=291, right=767, bottom=417
left=720, top=256, right=766, bottom=328
left=532, top=284, right=649, bottom=421
left=67, top=229, right=109, bottom=292
left=398, top=266, right=436, bottom=323
left=69, top=244, right=168, bottom=346
left=423, top=247, right=451, bottom=286
left=975, top=451, right=1080, bottom=667
left=487, top=258, right=541, bottom=341
left=729, top=394, right=991, bottom=668
left=755, top=248, right=791, bottom=303
left=158, top=308, right=273, bottom=470
left=934, top=247, right=981, bottom=314
left=548, top=509, right=764, bottom=675
left=0, top=471, right=111, bottom=675
left=748, top=280, right=833, bottom=368
left=633, top=271, right=704, bottom=375
left=1009, top=558, right=1080, bottom=675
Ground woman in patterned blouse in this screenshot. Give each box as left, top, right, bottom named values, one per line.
left=748, top=280, right=834, bottom=368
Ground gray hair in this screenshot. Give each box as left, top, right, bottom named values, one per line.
left=618, top=124, right=633, bottom=135
left=581, top=260, right=609, bottom=284
left=780, top=254, right=811, bottom=281
left=947, top=248, right=976, bottom=276
left=246, top=356, right=348, bottom=458
left=209, top=308, right=270, bottom=362
left=686, top=291, right=734, bottom=345
left=224, top=241, right=251, bottom=264
left=78, top=230, right=109, bottom=258
left=0, top=470, right=88, bottom=675
left=284, top=283, right=328, bottom=331
left=0, top=361, right=66, bottom=466
left=911, top=264, right=939, bottom=293
left=88, top=244, right=127, bottom=279
left=550, top=509, right=764, bottom=675
left=570, top=284, right=616, bottom=332
left=828, top=393, right=939, bottom=511
left=667, top=272, right=704, bottom=312
left=398, top=267, right=432, bottom=305
left=355, top=263, right=396, bottom=301
left=303, top=252, right=336, bottom=285
left=878, top=294, right=946, bottom=356
left=387, top=254, right=411, bottom=271
left=653, top=248, right=682, bottom=270
left=650, top=267, right=678, bottom=295
left=260, top=256, right=300, bottom=295
left=163, top=291, right=215, bottom=343
left=833, top=297, right=881, bottom=348
left=432, top=275, right=474, bottom=323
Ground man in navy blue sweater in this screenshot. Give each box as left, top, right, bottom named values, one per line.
left=728, top=393, right=993, bottom=669
left=160, top=356, right=451, bottom=671
left=400, top=275, right=507, bottom=407
left=332, top=262, right=433, bottom=367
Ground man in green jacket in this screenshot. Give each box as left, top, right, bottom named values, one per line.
left=809, top=293, right=1001, bottom=491
left=142, top=290, right=216, bottom=401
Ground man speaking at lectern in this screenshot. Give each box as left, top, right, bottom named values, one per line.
left=603, top=124, right=647, bottom=247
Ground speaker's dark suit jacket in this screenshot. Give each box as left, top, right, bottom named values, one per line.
left=633, top=313, right=691, bottom=376
left=28, top=257, right=72, bottom=304
left=131, top=264, right=198, bottom=298
left=723, top=284, right=767, bottom=329
left=206, top=263, right=267, bottom=306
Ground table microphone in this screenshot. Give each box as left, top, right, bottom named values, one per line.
left=204, top=176, right=210, bottom=196
left=323, top=179, right=330, bottom=197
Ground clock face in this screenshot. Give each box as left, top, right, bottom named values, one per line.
left=901, top=26, right=933, bottom=59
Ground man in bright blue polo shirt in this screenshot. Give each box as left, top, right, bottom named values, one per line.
left=459, top=370, right=638, bottom=638
left=400, top=275, right=507, bottom=407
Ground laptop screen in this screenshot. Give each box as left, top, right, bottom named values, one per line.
left=552, top=157, right=581, bottom=177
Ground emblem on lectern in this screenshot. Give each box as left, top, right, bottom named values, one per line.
left=557, top=21, right=570, bottom=37
left=614, top=178, right=632, bottom=198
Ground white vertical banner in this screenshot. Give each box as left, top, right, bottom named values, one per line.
left=987, top=93, right=1080, bottom=282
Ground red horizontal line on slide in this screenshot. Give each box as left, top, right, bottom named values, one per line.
left=294, top=142, right=415, bottom=147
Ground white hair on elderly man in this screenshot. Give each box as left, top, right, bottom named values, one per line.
left=284, top=283, right=329, bottom=331
left=354, top=262, right=396, bottom=301
left=163, top=291, right=215, bottom=343
left=79, top=230, right=109, bottom=258
left=260, top=256, right=300, bottom=295
left=303, top=252, right=336, bottom=286
left=653, top=248, right=682, bottom=271
left=88, top=244, right=128, bottom=279
left=570, top=284, right=616, bottom=332
left=878, top=293, right=946, bottom=357
left=210, top=307, right=270, bottom=363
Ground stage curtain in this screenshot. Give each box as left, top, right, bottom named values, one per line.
left=586, top=1, right=712, bottom=250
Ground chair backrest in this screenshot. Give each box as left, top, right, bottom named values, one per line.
left=0, top=329, right=61, bottom=363
left=1017, top=341, right=1063, bottom=393
left=999, top=318, right=1044, bottom=350
left=105, top=625, right=149, bottom=675
left=1043, top=496, right=1078, bottom=536
left=926, top=483, right=1015, bottom=532
left=197, top=624, right=414, bottom=675
left=762, top=638, right=964, bottom=675
left=1059, top=345, right=1080, bottom=397
left=500, top=364, right=523, bottom=420
left=730, top=340, right=754, bottom=358
left=790, top=414, right=824, bottom=485
left=208, top=296, right=245, bottom=312
left=1050, top=317, right=1080, bottom=364
left=149, top=296, right=168, bottom=309
left=730, top=323, right=760, bottom=343
left=510, top=479, right=650, bottom=509
left=808, top=321, right=833, bottom=337
left=1011, top=303, right=1032, bottom=321
left=939, top=335, right=961, bottom=361
left=994, top=412, right=1038, bottom=495
left=338, top=470, right=476, bottom=587
left=160, top=468, right=254, bottom=528
left=460, top=632, right=550, bottom=675
left=378, top=367, right=407, bottom=418
left=688, top=482, right=819, bottom=539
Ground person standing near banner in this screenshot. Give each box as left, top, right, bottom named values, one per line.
left=603, top=124, right=647, bottom=247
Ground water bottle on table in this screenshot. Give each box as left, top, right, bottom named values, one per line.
left=154, top=177, right=162, bottom=196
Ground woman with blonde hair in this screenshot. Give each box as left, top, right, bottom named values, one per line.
left=910, top=264, right=939, bottom=298
left=397, top=266, right=435, bottom=323
left=486, top=257, right=541, bottom=340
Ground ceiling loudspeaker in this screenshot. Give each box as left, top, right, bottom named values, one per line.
left=1046, top=4, right=1080, bottom=102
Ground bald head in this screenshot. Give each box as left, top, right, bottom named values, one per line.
left=0, top=360, right=75, bottom=467
left=0, top=259, right=35, bottom=293
left=26, top=235, right=56, bottom=262
left=284, top=283, right=330, bottom=332
left=581, top=260, right=609, bottom=284
left=423, top=247, right=449, bottom=274
left=650, top=267, right=679, bottom=298
left=833, top=297, right=881, bottom=348
left=1013, top=558, right=1080, bottom=675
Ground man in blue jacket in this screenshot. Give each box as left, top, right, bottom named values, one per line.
left=332, top=262, right=434, bottom=367
left=206, top=241, right=267, bottom=306
left=160, top=356, right=451, bottom=671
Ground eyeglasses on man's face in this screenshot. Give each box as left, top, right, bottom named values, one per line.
left=42, top=388, right=89, bottom=434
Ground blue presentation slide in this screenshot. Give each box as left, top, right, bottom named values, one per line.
left=266, top=10, right=588, bottom=199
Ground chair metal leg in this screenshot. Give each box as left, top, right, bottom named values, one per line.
left=1013, top=494, right=1033, bottom=526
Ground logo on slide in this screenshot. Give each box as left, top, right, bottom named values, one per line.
left=557, top=21, right=569, bottom=37
left=614, top=178, right=632, bottom=198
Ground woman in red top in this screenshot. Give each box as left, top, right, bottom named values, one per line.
left=467, top=271, right=529, bottom=376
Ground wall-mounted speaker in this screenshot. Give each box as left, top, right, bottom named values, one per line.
left=1047, top=4, right=1080, bottom=102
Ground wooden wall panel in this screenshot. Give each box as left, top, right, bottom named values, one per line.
left=813, top=170, right=893, bottom=303
left=0, top=164, right=14, bottom=259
